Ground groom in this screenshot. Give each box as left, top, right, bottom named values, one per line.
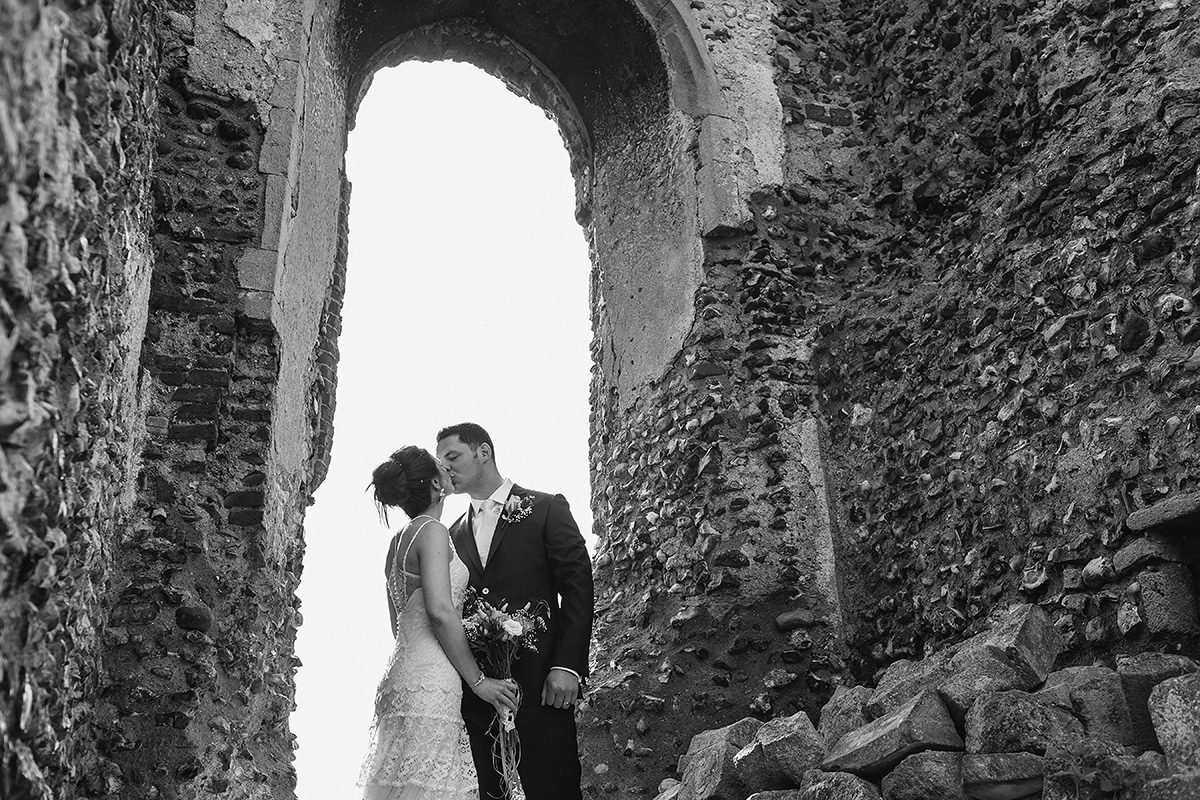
left=436, top=422, right=593, bottom=800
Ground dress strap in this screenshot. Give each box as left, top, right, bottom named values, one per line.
left=398, top=517, right=437, bottom=602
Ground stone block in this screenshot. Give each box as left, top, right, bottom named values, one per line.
left=938, top=605, right=1063, bottom=723
left=865, top=655, right=954, bottom=720
left=747, top=793, right=806, bottom=800
left=1138, top=565, right=1200, bottom=635
left=1118, top=652, right=1200, bottom=753
left=1126, top=490, right=1200, bottom=533
left=1139, top=770, right=1200, bottom=800
left=1113, top=535, right=1188, bottom=575
left=736, top=741, right=787, bottom=793
left=1035, top=665, right=1134, bottom=745
left=961, top=753, right=1044, bottom=800
left=822, top=689, right=963, bottom=779
left=964, top=690, right=1084, bottom=755
left=799, top=770, right=882, bottom=800
left=237, top=248, right=278, bottom=292
left=758, top=710, right=827, bottom=785
left=975, top=603, right=1064, bottom=684
left=820, top=685, right=872, bottom=749
left=938, top=648, right=1034, bottom=726
left=880, top=750, right=966, bottom=800
left=679, top=717, right=763, bottom=800
left=1149, top=674, right=1200, bottom=771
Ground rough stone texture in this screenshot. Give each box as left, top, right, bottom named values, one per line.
left=1126, top=490, right=1200, bottom=533
left=964, top=690, right=1084, bottom=756
left=1035, top=665, right=1134, bottom=746
left=748, top=793, right=807, bottom=800
left=961, top=753, right=1045, bottom=800
left=1138, top=565, right=1200, bottom=636
left=865, top=654, right=955, bottom=720
left=822, top=689, right=963, bottom=779
left=880, top=750, right=967, bottom=800
left=1119, top=652, right=1200, bottom=754
left=737, top=740, right=791, bottom=794
left=820, top=685, right=873, bottom=747
left=1139, top=770, right=1200, bottom=800
left=1043, top=737, right=1168, bottom=800
left=800, top=770, right=884, bottom=800
left=0, top=1, right=158, bottom=796
left=758, top=710, right=829, bottom=785
left=679, top=717, right=764, bottom=800
left=5, top=0, right=1200, bottom=796
left=1149, top=674, right=1200, bottom=772
left=1114, top=535, right=1189, bottom=575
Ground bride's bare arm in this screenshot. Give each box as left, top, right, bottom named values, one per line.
left=413, top=524, right=518, bottom=712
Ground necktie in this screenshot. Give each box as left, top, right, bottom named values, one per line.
left=474, top=499, right=501, bottom=566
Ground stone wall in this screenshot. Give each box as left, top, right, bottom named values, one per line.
left=802, top=0, right=1200, bottom=673
left=2, top=0, right=1198, bottom=798
left=1, top=1, right=159, bottom=796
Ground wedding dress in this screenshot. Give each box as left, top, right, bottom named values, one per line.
left=358, top=520, right=477, bottom=799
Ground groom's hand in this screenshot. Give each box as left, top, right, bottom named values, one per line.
left=541, top=669, right=579, bottom=708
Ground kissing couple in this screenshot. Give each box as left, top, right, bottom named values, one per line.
left=357, top=423, right=594, bottom=799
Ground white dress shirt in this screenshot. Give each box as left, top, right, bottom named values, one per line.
left=471, top=478, right=513, bottom=567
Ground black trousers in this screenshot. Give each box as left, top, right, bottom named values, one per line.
left=465, top=704, right=582, bottom=800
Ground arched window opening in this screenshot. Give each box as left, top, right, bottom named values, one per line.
left=292, top=61, right=593, bottom=798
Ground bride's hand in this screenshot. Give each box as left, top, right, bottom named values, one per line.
left=472, top=677, right=519, bottom=712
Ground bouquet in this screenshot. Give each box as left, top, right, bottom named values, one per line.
left=461, top=587, right=547, bottom=795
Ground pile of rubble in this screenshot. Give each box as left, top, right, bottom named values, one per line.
left=655, top=604, right=1198, bottom=800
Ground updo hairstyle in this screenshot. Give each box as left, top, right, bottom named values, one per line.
left=370, top=446, right=440, bottom=525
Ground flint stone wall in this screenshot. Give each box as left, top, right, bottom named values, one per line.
left=2, top=0, right=1199, bottom=798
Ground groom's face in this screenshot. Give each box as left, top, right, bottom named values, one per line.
left=436, top=435, right=483, bottom=495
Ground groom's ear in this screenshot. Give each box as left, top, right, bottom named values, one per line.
left=478, top=443, right=493, bottom=462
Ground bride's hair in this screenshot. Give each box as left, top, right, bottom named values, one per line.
left=370, top=446, right=439, bottom=525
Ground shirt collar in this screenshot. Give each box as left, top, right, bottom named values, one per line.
left=472, top=478, right=514, bottom=513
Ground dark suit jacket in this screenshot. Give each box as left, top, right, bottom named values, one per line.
left=452, top=485, right=593, bottom=725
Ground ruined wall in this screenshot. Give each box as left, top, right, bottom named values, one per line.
left=3, top=0, right=1199, bottom=798
left=803, top=0, right=1200, bottom=673
left=1, top=1, right=159, bottom=796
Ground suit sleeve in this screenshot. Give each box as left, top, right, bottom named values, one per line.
left=543, top=493, right=594, bottom=679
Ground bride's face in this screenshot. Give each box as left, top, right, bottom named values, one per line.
left=435, top=459, right=455, bottom=495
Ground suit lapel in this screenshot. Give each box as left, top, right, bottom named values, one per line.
left=484, top=484, right=525, bottom=569
left=452, top=510, right=484, bottom=584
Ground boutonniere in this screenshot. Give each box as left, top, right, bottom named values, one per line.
left=500, top=494, right=535, bottom=525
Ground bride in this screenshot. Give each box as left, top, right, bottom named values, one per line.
left=358, top=446, right=518, bottom=799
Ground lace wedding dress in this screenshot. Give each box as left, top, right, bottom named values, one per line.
left=358, top=521, right=477, bottom=799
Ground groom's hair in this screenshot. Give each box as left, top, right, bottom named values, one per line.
left=436, top=422, right=495, bottom=458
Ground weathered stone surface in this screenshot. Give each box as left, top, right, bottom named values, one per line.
left=1139, top=770, right=1200, bottom=800
left=758, top=710, right=828, bottom=785
left=939, top=605, right=1064, bottom=724
left=880, top=750, right=966, bottom=800
left=961, top=753, right=1044, bottom=800
left=800, top=770, right=883, bottom=800
left=821, top=685, right=872, bottom=748
left=964, top=690, right=1084, bottom=755
left=747, top=792, right=806, bottom=800
left=1113, top=535, right=1188, bottom=575
left=1042, top=738, right=1167, bottom=800
left=865, top=655, right=955, bottom=720
left=1036, top=666, right=1133, bottom=746
left=823, top=690, right=963, bottom=779
left=1138, top=565, right=1200, bottom=636
left=1126, top=491, right=1200, bottom=533
left=736, top=741, right=787, bottom=793
left=1118, top=652, right=1200, bottom=753
left=679, top=717, right=764, bottom=800
left=1149, top=674, right=1200, bottom=772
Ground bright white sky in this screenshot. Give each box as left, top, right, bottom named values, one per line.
left=292, top=60, right=593, bottom=799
